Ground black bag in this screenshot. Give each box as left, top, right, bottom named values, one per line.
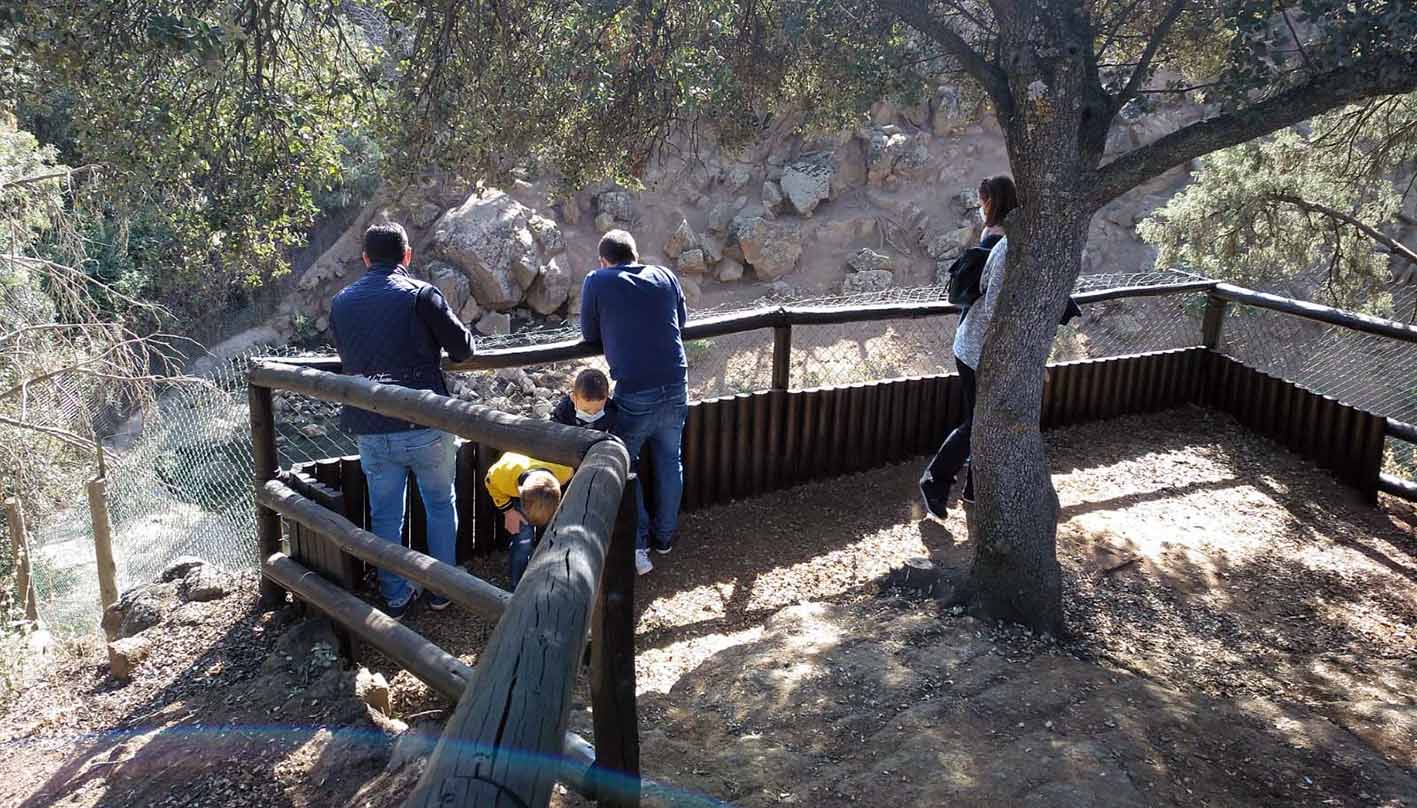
left=946, top=234, right=1004, bottom=307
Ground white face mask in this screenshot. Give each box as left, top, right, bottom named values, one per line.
left=576, top=408, right=606, bottom=424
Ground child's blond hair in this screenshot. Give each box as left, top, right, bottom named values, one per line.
left=519, top=470, right=563, bottom=526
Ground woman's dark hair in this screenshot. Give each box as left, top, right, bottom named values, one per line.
left=978, top=175, right=1019, bottom=228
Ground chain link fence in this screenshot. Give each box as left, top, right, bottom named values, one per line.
left=23, top=269, right=1369, bottom=634
left=1220, top=283, right=1417, bottom=478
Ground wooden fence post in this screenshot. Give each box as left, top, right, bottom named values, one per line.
left=249, top=384, right=285, bottom=606
left=5, top=498, right=39, bottom=623
left=589, top=479, right=641, bottom=806
left=87, top=476, right=120, bottom=636
left=1202, top=293, right=1229, bottom=349
left=772, top=325, right=792, bottom=391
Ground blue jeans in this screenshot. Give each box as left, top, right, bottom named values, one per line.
left=505, top=499, right=540, bottom=588
left=356, top=429, right=458, bottom=607
left=613, top=382, right=688, bottom=550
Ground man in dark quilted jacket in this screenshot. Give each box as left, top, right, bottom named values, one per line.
left=330, top=223, right=475, bottom=618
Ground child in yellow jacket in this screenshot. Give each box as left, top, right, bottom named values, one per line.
left=485, top=452, right=575, bottom=587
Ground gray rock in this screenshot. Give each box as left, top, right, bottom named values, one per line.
left=477, top=311, right=512, bottom=336
left=848, top=248, right=894, bottom=273
left=108, top=635, right=152, bottom=681
left=842, top=269, right=895, bottom=295
left=180, top=565, right=228, bottom=603
left=430, top=190, right=537, bottom=311
left=780, top=153, right=836, bottom=217
left=864, top=126, right=931, bottom=186
left=729, top=212, right=802, bottom=281
left=677, top=248, right=708, bottom=275
left=665, top=218, right=697, bottom=259
left=762, top=180, right=785, bottom=214
left=706, top=200, right=737, bottom=234
left=527, top=215, right=565, bottom=257
left=458, top=297, right=483, bottom=324
left=722, top=164, right=752, bottom=191
left=717, top=258, right=745, bottom=283
left=560, top=197, right=581, bottom=226
left=595, top=190, right=636, bottom=222
left=700, top=235, right=725, bottom=263
left=526, top=258, right=571, bottom=315
left=594, top=211, right=616, bottom=233
left=159, top=556, right=207, bottom=583
left=680, top=274, right=703, bottom=307
left=103, top=583, right=176, bottom=640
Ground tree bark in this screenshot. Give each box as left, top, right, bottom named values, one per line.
left=958, top=2, right=1098, bottom=635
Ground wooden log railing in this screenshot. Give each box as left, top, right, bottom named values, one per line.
left=248, top=361, right=640, bottom=808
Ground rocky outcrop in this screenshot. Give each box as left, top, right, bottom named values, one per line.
left=843, top=269, right=894, bottom=295
left=729, top=211, right=802, bottom=281
left=847, top=248, right=894, bottom=274
left=526, top=258, right=571, bottom=315
left=780, top=152, right=836, bottom=217
left=430, top=190, right=542, bottom=312
left=865, top=125, right=931, bottom=186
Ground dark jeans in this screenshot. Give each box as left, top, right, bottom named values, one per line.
left=613, top=382, right=689, bottom=550
left=505, top=499, right=540, bottom=588
left=923, top=357, right=976, bottom=499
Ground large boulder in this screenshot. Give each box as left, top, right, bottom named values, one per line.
left=595, top=190, right=636, bottom=224
left=842, top=269, right=895, bottom=295
left=729, top=211, right=802, bottom=281
left=477, top=310, right=512, bottom=336
left=102, top=582, right=180, bottom=640
left=427, top=262, right=472, bottom=314
left=677, top=248, right=708, bottom=275
left=762, top=180, right=785, bottom=215
left=780, top=153, right=836, bottom=217
left=931, top=85, right=975, bottom=135
left=706, top=200, right=738, bottom=235
left=717, top=258, right=745, bottom=283
left=431, top=190, right=539, bottom=311
left=848, top=248, right=894, bottom=273
left=665, top=218, right=698, bottom=259
left=680, top=274, right=703, bottom=307
left=526, top=259, right=571, bottom=315
left=527, top=215, right=565, bottom=257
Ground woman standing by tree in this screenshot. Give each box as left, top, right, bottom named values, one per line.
left=919, top=175, right=1018, bottom=519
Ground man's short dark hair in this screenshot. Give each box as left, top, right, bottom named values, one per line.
left=598, top=229, right=638, bottom=265
left=573, top=368, right=610, bottom=401
left=364, top=222, right=410, bottom=265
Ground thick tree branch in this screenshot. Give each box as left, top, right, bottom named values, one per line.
left=1113, top=0, right=1188, bottom=108
left=1269, top=193, right=1417, bottom=266
left=1091, top=53, right=1417, bottom=207
left=873, top=0, right=1011, bottom=104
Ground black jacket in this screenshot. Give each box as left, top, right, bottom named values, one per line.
left=947, top=235, right=1083, bottom=326
left=330, top=263, right=475, bottom=434
left=550, top=395, right=620, bottom=434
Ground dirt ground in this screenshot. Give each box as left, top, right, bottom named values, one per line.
left=1, top=407, right=1413, bottom=807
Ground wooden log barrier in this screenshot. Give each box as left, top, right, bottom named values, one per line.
left=248, top=361, right=603, bottom=467
left=258, top=480, right=511, bottom=620
left=265, top=552, right=474, bottom=699
left=86, top=476, right=120, bottom=634
left=249, top=384, right=285, bottom=606
left=409, top=439, right=631, bottom=808
left=588, top=473, right=641, bottom=806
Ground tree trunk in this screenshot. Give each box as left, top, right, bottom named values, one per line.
left=959, top=4, right=1102, bottom=635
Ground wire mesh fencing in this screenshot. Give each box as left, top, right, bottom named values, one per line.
left=1220, top=283, right=1417, bottom=480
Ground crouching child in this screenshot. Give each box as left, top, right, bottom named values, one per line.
left=485, top=453, right=574, bottom=587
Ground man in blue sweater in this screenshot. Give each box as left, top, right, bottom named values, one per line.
left=330, top=223, right=475, bottom=617
left=580, top=229, right=688, bottom=576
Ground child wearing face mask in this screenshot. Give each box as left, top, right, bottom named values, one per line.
left=551, top=368, right=619, bottom=433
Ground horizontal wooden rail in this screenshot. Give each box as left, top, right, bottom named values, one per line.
left=1378, top=473, right=1417, bottom=502
left=409, top=439, right=631, bottom=808
left=259, top=478, right=511, bottom=619
left=1214, top=283, right=1417, bottom=344
left=265, top=552, right=475, bottom=699
left=1387, top=418, right=1417, bottom=444
left=1072, top=279, right=1217, bottom=305
left=248, top=361, right=603, bottom=466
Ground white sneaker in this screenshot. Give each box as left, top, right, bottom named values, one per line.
left=635, top=549, right=654, bottom=576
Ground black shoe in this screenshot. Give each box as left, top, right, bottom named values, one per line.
left=386, top=598, right=413, bottom=621
left=919, top=473, right=949, bottom=520
left=652, top=541, right=673, bottom=556
left=428, top=594, right=451, bottom=611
